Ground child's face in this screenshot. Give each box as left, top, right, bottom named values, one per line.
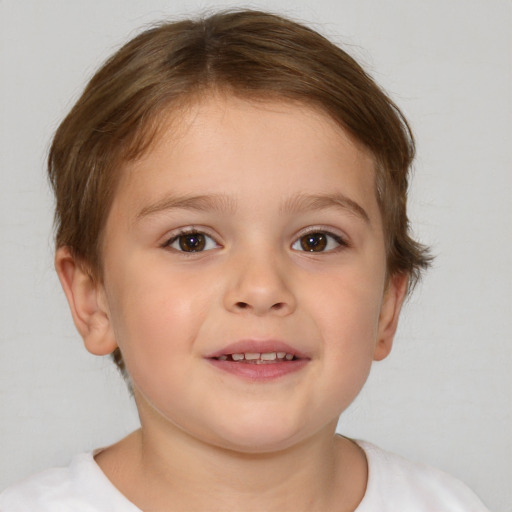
left=90, top=96, right=405, bottom=452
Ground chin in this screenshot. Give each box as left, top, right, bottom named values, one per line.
left=219, top=433, right=301, bottom=455
left=207, top=414, right=312, bottom=455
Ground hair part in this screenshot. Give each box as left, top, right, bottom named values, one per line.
left=48, top=9, right=431, bottom=379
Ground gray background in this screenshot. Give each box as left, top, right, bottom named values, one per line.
left=1, top=1, right=510, bottom=510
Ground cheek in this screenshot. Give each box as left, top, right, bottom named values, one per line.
left=105, top=259, right=213, bottom=379
left=311, top=261, right=384, bottom=336
left=308, top=266, right=384, bottom=380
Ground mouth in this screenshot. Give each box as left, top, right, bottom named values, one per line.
left=213, top=351, right=299, bottom=363
left=206, top=340, right=309, bottom=380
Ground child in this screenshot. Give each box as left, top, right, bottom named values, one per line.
left=0, top=9, right=489, bottom=511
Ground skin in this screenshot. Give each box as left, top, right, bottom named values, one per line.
left=56, top=95, right=408, bottom=511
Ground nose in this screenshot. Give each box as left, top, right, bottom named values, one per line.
left=223, top=249, right=297, bottom=317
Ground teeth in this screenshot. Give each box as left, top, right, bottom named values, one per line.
left=217, top=352, right=297, bottom=362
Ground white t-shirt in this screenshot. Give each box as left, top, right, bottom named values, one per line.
left=0, top=441, right=489, bottom=511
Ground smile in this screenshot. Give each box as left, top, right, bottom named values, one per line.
left=206, top=340, right=309, bottom=380
left=214, top=352, right=297, bottom=363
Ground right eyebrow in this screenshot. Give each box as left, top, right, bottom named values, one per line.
left=136, top=193, right=237, bottom=219
left=280, top=192, right=371, bottom=225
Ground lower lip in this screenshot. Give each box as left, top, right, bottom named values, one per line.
left=207, top=358, right=309, bottom=380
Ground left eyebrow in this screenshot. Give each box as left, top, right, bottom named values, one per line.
left=136, top=193, right=237, bottom=219
left=280, top=192, right=371, bottom=224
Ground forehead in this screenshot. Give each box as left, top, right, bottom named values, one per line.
left=113, top=95, right=380, bottom=225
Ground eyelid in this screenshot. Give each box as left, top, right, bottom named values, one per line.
left=291, top=226, right=350, bottom=252
left=162, top=226, right=220, bottom=252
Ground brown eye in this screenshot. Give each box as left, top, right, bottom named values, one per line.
left=178, top=233, right=206, bottom=252
left=300, top=232, right=328, bottom=252
left=292, top=231, right=345, bottom=253
left=166, top=231, right=219, bottom=253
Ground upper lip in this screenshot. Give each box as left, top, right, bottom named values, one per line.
left=205, top=339, right=310, bottom=359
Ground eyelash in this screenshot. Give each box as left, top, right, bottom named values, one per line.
left=163, top=228, right=219, bottom=253
left=291, top=229, right=348, bottom=253
left=162, top=228, right=349, bottom=254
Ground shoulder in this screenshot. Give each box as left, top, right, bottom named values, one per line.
left=0, top=457, right=81, bottom=511
left=0, top=453, right=140, bottom=512
left=355, top=441, right=489, bottom=512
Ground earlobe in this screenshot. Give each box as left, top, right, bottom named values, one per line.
left=373, top=273, right=409, bottom=362
left=55, top=247, right=118, bottom=356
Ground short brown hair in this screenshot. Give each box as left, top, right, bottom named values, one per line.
left=48, top=9, right=430, bottom=376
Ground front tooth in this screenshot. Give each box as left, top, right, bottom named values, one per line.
left=244, top=353, right=260, bottom=360
left=232, top=353, right=245, bottom=361
left=285, top=353, right=294, bottom=360
left=261, top=352, right=277, bottom=361
left=277, top=352, right=286, bottom=359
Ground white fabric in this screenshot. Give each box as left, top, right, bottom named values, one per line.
left=355, top=441, right=489, bottom=511
left=0, top=441, right=489, bottom=511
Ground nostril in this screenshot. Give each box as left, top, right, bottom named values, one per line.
left=230, top=299, right=293, bottom=315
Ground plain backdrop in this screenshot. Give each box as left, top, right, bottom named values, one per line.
left=0, top=0, right=510, bottom=510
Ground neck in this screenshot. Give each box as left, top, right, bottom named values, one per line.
left=96, top=411, right=367, bottom=512
left=143, top=426, right=338, bottom=511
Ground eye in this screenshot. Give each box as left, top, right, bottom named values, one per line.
left=292, top=231, right=346, bottom=253
left=166, top=231, right=218, bottom=253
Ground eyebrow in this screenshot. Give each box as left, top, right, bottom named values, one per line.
left=136, top=191, right=370, bottom=225
left=280, top=193, right=371, bottom=224
left=137, top=193, right=237, bottom=219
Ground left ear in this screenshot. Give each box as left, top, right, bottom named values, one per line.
left=373, top=273, right=409, bottom=361
left=55, top=246, right=118, bottom=357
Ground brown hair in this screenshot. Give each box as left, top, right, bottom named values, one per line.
left=48, top=9, right=431, bottom=376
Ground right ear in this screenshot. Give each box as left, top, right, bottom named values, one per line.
left=55, top=247, right=118, bottom=356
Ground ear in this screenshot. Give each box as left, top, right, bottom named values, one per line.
left=55, top=247, right=118, bottom=356
left=373, top=273, right=409, bottom=361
